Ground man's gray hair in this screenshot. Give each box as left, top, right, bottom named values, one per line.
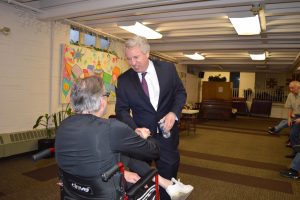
left=125, top=36, right=150, bottom=54
left=70, top=76, right=106, bottom=114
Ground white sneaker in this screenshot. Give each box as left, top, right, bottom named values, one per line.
left=166, top=178, right=194, bottom=200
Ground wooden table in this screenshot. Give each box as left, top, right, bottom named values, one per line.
left=181, top=109, right=199, bottom=135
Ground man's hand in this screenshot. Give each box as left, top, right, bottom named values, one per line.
left=160, top=112, right=176, bottom=133
left=294, top=118, right=300, bottom=124
left=135, top=127, right=151, bottom=139
left=124, top=170, right=140, bottom=184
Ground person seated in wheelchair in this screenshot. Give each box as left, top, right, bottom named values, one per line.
left=55, top=76, right=193, bottom=200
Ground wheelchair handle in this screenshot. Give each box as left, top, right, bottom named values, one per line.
left=32, top=148, right=55, bottom=161
left=101, top=162, right=124, bottom=182
left=126, top=168, right=158, bottom=198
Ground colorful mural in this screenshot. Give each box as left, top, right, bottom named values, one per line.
left=61, top=44, right=129, bottom=103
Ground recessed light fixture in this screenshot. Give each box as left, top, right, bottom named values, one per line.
left=184, top=52, right=205, bottom=60
left=229, top=14, right=261, bottom=35
left=249, top=51, right=266, bottom=60
left=118, top=22, right=162, bottom=39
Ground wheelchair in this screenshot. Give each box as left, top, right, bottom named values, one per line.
left=33, top=148, right=159, bottom=200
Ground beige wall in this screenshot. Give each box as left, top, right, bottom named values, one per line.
left=255, top=72, right=289, bottom=90
left=185, top=73, right=199, bottom=104
left=0, top=4, right=54, bottom=133
left=176, top=64, right=187, bottom=73
left=0, top=4, right=126, bottom=134
left=176, top=64, right=199, bottom=104
left=239, top=72, right=255, bottom=98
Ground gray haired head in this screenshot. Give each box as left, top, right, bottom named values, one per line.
left=125, top=36, right=150, bottom=54
left=70, top=76, right=106, bottom=114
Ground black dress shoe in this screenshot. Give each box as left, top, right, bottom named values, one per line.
left=293, top=145, right=300, bottom=153
left=280, top=168, right=299, bottom=179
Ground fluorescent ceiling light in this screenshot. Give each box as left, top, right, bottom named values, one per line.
left=249, top=52, right=266, bottom=60
left=229, top=14, right=261, bottom=35
left=184, top=52, right=205, bottom=60
left=118, top=22, right=162, bottom=39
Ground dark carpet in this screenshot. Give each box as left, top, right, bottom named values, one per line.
left=179, top=163, right=293, bottom=194
left=22, top=164, right=58, bottom=181
left=1, top=116, right=300, bottom=200
left=180, top=150, right=287, bottom=171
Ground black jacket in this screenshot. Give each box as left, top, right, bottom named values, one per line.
left=55, top=114, right=159, bottom=177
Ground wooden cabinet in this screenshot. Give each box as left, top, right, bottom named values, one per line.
left=201, top=81, right=233, bottom=120
left=202, top=81, right=232, bottom=101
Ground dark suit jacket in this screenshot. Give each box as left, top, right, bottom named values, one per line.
left=115, top=60, right=187, bottom=135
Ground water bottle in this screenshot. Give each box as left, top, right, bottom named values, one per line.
left=158, top=121, right=171, bottom=138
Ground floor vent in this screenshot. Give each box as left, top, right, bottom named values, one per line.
left=0, top=129, right=54, bottom=158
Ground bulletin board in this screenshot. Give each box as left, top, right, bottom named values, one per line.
left=61, top=44, right=129, bottom=103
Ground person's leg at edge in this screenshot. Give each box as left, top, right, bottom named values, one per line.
left=290, top=123, right=300, bottom=147
left=291, top=115, right=300, bottom=144
left=290, top=153, right=300, bottom=172
left=274, top=119, right=289, bottom=133
left=287, top=118, right=300, bottom=157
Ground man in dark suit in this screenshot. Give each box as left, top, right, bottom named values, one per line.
left=116, top=36, right=187, bottom=199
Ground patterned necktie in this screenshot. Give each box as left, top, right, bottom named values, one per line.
left=141, top=72, right=149, bottom=97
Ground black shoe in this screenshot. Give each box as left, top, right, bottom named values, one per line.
left=267, top=127, right=276, bottom=135
left=280, top=168, right=299, bottom=179
left=267, top=130, right=275, bottom=135
left=293, top=144, right=300, bottom=153
left=285, top=153, right=296, bottom=158
left=268, top=127, right=275, bottom=131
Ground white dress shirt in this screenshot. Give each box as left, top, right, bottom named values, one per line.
left=138, top=61, right=160, bottom=111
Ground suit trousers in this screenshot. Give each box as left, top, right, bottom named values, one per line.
left=153, top=131, right=180, bottom=200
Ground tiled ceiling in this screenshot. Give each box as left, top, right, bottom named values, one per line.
left=8, top=0, right=300, bottom=73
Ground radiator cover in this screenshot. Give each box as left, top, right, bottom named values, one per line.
left=0, top=129, right=54, bottom=158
